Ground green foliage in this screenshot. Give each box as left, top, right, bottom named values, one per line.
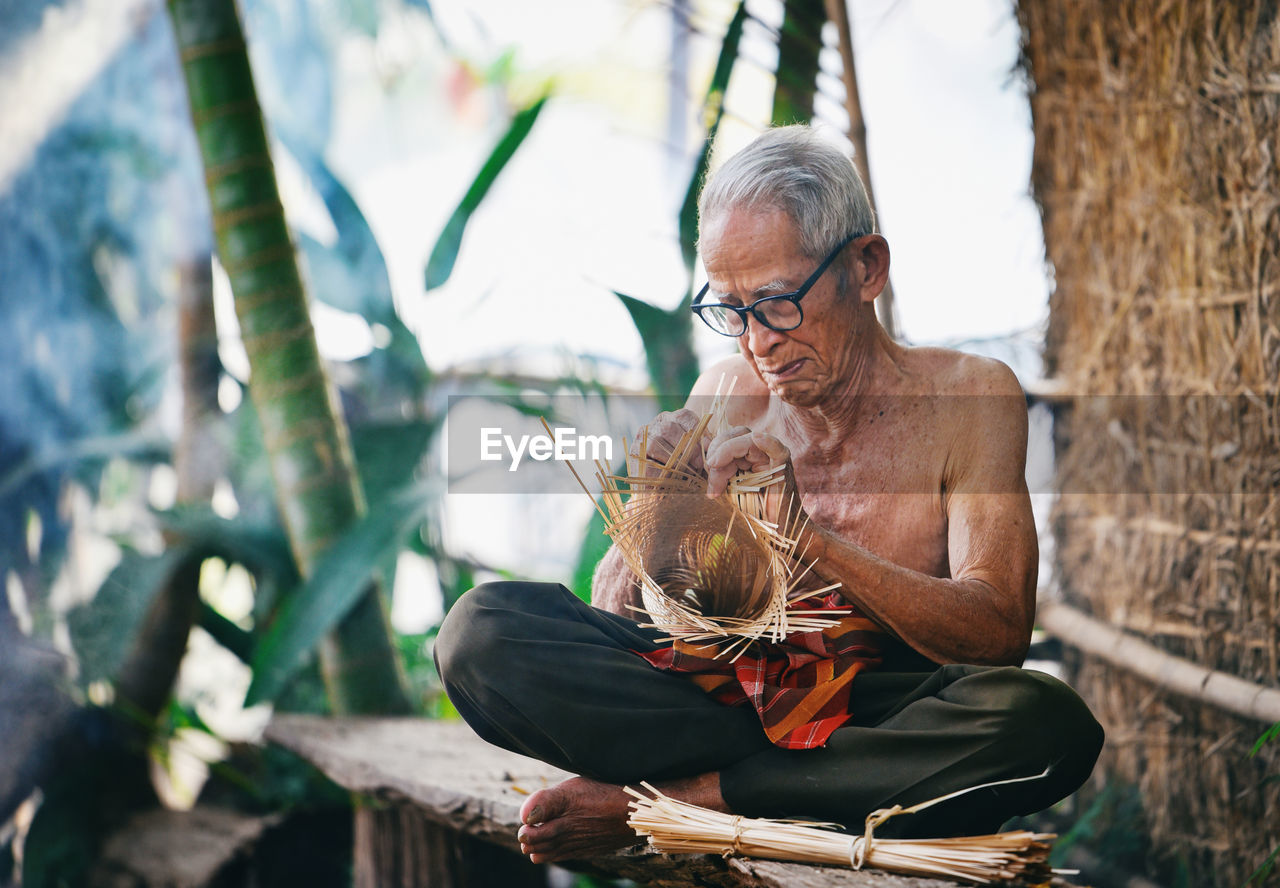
left=614, top=292, right=700, bottom=412
left=1244, top=721, right=1280, bottom=887
left=198, top=601, right=256, bottom=663
left=0, top=6, right=192, bottom=628
left=556, top=11, right=743, bottom=598
left=395, top=628, right=458, bottom=718
left=66, top=548, right=190, bottom=685
left=22, top=706, right=158, bottom=888
left=1048, top=781, right=1148, bottom=873
left=21, top=777, right=99, bottom=888
left=293, top=146, right=398, bottom=322
left=618, top=0, right=747, bottom=407
left=246, top=479, right=441, bottom=706
left=572, top=875, right=638, bottom=888
left=156, top=506, right=300, bottom=594
left=351, top=419, right=442, bottom=505
left=1250, top=720, right=1280, bottom=757
left=571, top=507, right=611, bottom=603
left=1245, top=847, right=1280, bottom=888
left=9, top=0, right=563, bottom=880
left=677, top=0, right=748, bottom=277
left=173, top=0, right=417, bottom=715
left=577, top=1, right=751, bottom=589
left=425, top=94, right=550, bottom=291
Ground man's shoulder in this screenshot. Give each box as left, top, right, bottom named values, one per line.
left=690, top=355, right=764, bottom=396
left=898, top=347, right=1028, bottom=460
left=899, top=346, right=1023, bottom=399
left=689, top=356, right=768, bottom=425
left=902, top=348, right=1028, bottom=486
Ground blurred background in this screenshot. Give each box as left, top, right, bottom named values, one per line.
left=1, top=0, right=1276, bottom=886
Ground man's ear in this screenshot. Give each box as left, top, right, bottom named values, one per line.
left=854, top=235, right=890, bottom=303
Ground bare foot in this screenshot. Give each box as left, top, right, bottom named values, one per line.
left=517, top=772, right=725, bottom=864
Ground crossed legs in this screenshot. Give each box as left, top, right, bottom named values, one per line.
left=434, top=581, right=1103, bottom=861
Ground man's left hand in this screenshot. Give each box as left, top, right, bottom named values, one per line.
left=704, top=427, right=806, bottom=530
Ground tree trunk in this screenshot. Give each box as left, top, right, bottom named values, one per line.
left=822, top=0, right=898, bottom=339
left=166, top=0, right=409, bottom=715
left=771, top=0, right=824, bottom=126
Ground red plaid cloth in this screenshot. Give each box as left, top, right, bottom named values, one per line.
left=636, top=592, right=885, bottom=749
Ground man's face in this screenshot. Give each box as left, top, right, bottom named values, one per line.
left=700, top=207, right=863, bottom=408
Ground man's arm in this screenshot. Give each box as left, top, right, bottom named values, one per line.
left=590, top=544, right=641, bottom=617
left=807, top=370, right=1037, bottom=666
left=807, top=498, right=1036, bottom=666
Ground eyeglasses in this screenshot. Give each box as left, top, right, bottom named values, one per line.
left=690, top=232, right=862, bottom=337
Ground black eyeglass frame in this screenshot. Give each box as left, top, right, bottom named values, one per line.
left=690, top=232, right=863, bottom=337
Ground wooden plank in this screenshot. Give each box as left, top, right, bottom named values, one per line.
left=265, top=714, right=956, bottom=888
left=95, top=807, right=280, bottom=888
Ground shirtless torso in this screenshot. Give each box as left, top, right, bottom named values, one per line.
left=595, top=340, right=1037, bottom=669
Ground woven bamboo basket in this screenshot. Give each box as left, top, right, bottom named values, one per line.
left=554, top=394, right=846, bottom=658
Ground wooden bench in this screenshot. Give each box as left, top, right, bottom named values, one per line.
left=266, top=715, right=957, bottom=888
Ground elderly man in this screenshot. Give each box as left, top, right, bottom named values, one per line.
left=435, top=125, right=1102, bottom=864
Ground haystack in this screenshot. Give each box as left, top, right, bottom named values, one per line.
left=1017, top=2, right=1280, bottom=884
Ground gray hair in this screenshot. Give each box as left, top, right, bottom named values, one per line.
left=697, top=125, right=876, bottom=259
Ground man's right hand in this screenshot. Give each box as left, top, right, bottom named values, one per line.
left=629, top=408, right=708, bottom=476
left=596, top=408, right=710, bottom=616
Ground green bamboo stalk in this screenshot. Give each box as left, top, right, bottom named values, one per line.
left=166, top=0, right=409, bottom=715
left=771, top=0, right=825, bottom=126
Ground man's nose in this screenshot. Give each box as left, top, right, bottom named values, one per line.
left=742, top=312, right=787, bottom=353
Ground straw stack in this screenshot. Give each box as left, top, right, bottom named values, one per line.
left=1017, top=1, right=1280, bottom=883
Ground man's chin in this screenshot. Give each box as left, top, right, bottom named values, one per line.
left=766, top=378, right=823, bottom=407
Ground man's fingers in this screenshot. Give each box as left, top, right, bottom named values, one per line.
left=704, top=430, right=790, bottom=495
left=749, top=432, right=790, bottom=466
left=705, top=430, right=788, bottom=471
left=631, top=408, right=707, bottom=471
left=670, top=407, right=703, bottom=431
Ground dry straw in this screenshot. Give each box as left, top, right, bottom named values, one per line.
left=626, top=771, right=1059, bottom=884
left=1018, top=0, right=1280, bottom=883
left=551, top=383, right=847, bottom=657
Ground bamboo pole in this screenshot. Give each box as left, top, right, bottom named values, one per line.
left=1038, top=600, right=1280, bottom=724
left=167, top=0, right=409, bottom=714
left=822, top=0, right=898, bottom=340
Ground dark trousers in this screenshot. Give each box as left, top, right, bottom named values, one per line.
left=434, top=581, right=1103, bottom=837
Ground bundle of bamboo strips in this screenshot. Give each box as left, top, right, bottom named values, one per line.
left=626, top=782, right=1057, bottom=884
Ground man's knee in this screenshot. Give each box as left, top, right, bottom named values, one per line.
left=434, top=581, right=532, bottom=688
left=975, top=666, right=1104, bottom=774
